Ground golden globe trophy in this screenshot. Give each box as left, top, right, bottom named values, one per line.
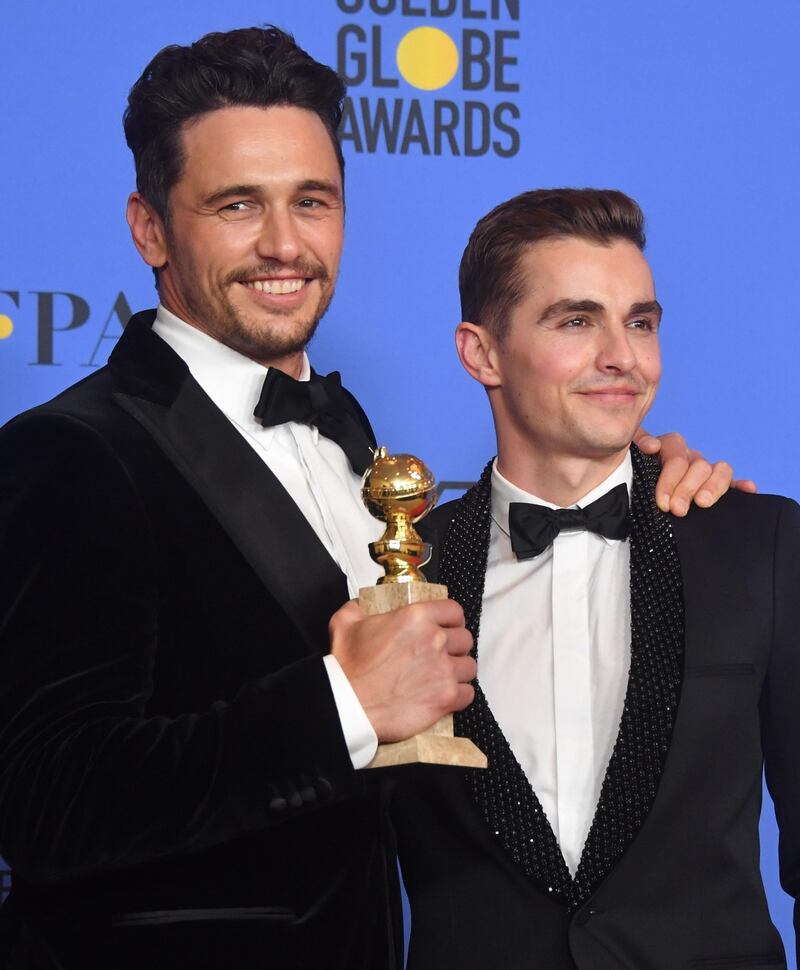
left=360, top=447, right=486, bottom=769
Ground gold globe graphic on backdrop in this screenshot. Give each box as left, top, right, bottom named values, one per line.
left=396, top=26, right=459, bottom=91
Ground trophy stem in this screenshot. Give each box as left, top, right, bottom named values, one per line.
left=368, top=511, right=432, bottom=584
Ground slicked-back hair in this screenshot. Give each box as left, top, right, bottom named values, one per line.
left=123, top=26, right=346, bottom=223
left=459, top=188, right=646, bottom=340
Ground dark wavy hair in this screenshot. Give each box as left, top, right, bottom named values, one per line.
left=460, top=188, right=646, bottom=340
left=123, top=26, right=346, bottom=222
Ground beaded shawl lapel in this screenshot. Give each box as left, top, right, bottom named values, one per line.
left=440, top=446, right=685, bottom=910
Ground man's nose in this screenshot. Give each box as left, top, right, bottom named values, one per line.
left=255, top=208, right=303, bottom=263
left=596, top=324, right=636, bottom=373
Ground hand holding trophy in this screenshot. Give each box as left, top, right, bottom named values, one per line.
left=360, top=448, right=486, bottom=769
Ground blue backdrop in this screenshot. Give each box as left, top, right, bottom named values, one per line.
left=2, top=0, right=798, bottom=962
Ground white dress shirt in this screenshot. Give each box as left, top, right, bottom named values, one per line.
left=152, top=305, right=382, bottom=767
left=479, top=455, right=633, bottom=875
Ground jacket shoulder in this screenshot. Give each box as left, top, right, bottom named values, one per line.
left=0, top=366, right=132, bottom=479
left=677, top=487, right=799, bottom=530
left=671, top=488, right=800, bottom=570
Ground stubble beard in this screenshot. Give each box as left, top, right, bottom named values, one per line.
left=180, top=259, right=335, bottom=362
left=201, top=287, right=332, bottom=362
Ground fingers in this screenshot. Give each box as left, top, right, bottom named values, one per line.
left=450, top=653, right=477, bottom=684
left=649, top=432, right=709, bottom=513
left=409, top=598, right=465, bottom=629
left=396, top=600, right=473, bottom=656
left=643, top=430, right=745, bottom=516
left=428, top=658, right=476, bottom=720
left=732, top=479, right=758, bottom=494
left=452, top=681, right=476, bottom=712
left=443, top=623, right=474, bottom=657
left=387, top=600, right=472, bottom=653
left=656, top=457, right=736, bottom=516
left=654, top=454, right=692, bottom=513
left=632, top=428, right=663, bottom=455
left=659, top=456, right=716, bottom=515
left=635, top=428, right=696, bottom=462
left=691, top=461, right=734, bottom=509
left=654, top=430, right=691, bottom=461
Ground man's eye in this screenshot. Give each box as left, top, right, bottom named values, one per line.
left=629, top=318, right=658, bottom=332
left=563, top=317, right=588, bottom=328
left=297, top=198, right=323, bottom=209
left=221, top=201, right=248, bottom=212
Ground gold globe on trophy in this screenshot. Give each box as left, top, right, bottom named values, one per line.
left=359, top=447, right=486, bottom=769
left=360, top=447, right=438, bottom=600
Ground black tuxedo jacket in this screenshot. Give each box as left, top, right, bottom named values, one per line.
left=391, top=448, right=799, bottom=970
left=0, top=311, right=402, bottom=969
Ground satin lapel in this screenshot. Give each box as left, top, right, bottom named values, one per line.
left=440, top=461, right=574, bottom=906
left=572, top=446, right=685, bottom=908
left=109, top=313, right=349, bottom=655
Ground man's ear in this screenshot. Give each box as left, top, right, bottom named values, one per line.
left=126, top=192, right=169, bottom=269
left=455, top=321, right=502, bottom=388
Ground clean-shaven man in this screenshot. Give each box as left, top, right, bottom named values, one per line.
left=393, top=188, right=798, bottom=970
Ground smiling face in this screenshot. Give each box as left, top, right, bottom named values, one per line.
left=128, top=104, right=344, bottom=368
left=459, top=236, right=661, bottom=482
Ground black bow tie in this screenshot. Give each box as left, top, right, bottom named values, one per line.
left=253, top=367, right=375, bottom=474
left=508, top=483, right=630, bottom=561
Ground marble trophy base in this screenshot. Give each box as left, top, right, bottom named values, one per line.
left=359, top=581, right=487, bottom=770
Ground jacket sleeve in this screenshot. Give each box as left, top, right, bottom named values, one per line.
left=760, top=496, right=800, bottom=963
left=0, top=412, right=360, bottom=884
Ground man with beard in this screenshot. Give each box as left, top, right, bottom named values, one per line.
left=0, top=29, right=741, bottom=970
left=392, top=188, right=797, bottom=969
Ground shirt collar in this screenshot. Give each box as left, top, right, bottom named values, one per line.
left=151, top=304, right=314, bottom=446
left=491, top=451, right=633, bottom=546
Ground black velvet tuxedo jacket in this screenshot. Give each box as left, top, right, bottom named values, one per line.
left=0, top=311, right=402, bottom=970
left=392, top=449, right=800, bottom=970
